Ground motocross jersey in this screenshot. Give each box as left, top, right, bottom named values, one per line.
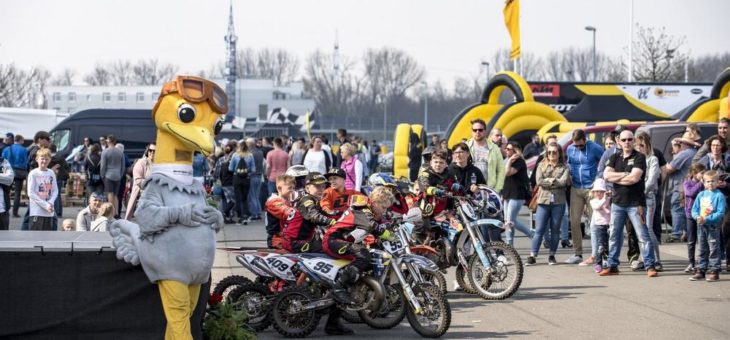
left=320, top=187, right=361, bottom=217
left=281, top=194, right=334, bottom=251
left=264, top=194, right=295, bottom=248
left=322, top=203, right=388, bottom=261
left=417, top=166, right=455, bottom=217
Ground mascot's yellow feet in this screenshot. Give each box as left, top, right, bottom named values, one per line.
left=158, top=280, right=201, bottom=340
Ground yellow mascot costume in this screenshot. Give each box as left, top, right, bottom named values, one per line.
left=110, top=75, right=226, bottom=340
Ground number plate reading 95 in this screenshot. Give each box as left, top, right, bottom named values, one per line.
left=302, top=258, right=340, bottom=281
left=383, top=240, right=405, bottom=254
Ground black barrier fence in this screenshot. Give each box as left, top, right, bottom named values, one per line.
left=0, top=251, right=209, bottom=340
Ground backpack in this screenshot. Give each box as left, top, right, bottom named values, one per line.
left=87, top=156, right=103, bottom=186
left=235, top=156, right=250, bottom=180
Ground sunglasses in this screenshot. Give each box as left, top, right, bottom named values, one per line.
left=472, top=128, right=485, bottom=133
left=620, top=138, right=634, bottom=142
left=153, top=76, right=228, bottom=115
left=547, top=150, right=558, bottom=155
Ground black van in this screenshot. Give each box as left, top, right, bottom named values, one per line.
left=50, top=108, right=246, bottom=160
left=50, top=109, right=157, bottom=160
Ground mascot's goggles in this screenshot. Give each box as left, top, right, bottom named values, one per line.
left=154, top=76, right=228, bottom=114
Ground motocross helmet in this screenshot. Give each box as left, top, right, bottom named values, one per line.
left=421, top=146, right=434, bottom=163
left=474, top=186, right=503, bottom=217
left=368, top=173, right=397, bottom=188
left=285, top=165, right=309, bottom=191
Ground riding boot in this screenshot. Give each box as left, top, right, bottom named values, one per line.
left=325, top=308, right=355, bottom=335
left=332, top=266, right=359, bottom=305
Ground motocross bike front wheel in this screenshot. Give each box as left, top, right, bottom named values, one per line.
left=468, top=241, right=524, bottom=300
left=404, top=283, right=451, bottom=338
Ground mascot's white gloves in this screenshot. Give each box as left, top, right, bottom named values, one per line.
left=193, top=205, right=224, bottom=231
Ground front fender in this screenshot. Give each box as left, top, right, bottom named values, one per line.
left=399, top=253, right=439, bottom=271
left=409, top=245, right=439, bottom=255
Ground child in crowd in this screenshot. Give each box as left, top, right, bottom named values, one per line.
left=62, top=219, right=76, bottom=231
left=589, top=178, right=611, bottom=273
left=90, top=202, right=114, bottom=232
left=416, top=149, right=457, bottom=236
left=265, top=175, right=296, bottom=248
left=321, top=168, right=360, bottom=218
left=690, top=170, right=726, bottom=282
left=683, top=163, right=706, bottom=273
left=28, top=148, right=57, bottom=230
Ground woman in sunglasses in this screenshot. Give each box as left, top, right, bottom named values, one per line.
left=502, top=141, right=534, bottom=247
left=527, top=142, right=570, bottom=266
left=125, top=143, right=155, bottom=220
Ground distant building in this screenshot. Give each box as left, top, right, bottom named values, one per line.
left=45, top=78, right=315, bottom=122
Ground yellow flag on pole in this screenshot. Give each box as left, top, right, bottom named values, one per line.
left=305, top=109, right=312, bottom=140
left=503, top=0, right=521, bottom=60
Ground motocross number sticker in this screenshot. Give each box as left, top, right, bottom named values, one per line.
left=264, top=255, right=296, bottom=281
left=302, top=257, right=348, bottom=282
left=383, top=240, right=405, bottom=254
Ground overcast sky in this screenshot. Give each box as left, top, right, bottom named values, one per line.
left=1, top=0, right=727, bottom=86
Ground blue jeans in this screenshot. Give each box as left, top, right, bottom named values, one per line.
left=698, top=225, right=721, bottom=273
left=670, top=191, right=686, bottom=238
left=54, top=180, right=65, bottom=217
left=267, top=181, right=277, bottom=198
left=686, top=217, right=698, bottom=266
left=643, top=195, right=661, bottom=264
left=531, top=203, right=565, bottom=256
left=248, top=175, right=263, bottom=217
left=544, top=204, right=569, bottom=242
left=608, top=204, right=655, bottom=268
left=504, top=199, right=533, bottom=247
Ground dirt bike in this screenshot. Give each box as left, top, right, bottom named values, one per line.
left=358, top=223, right=451, bottom=337
left=410, top=188, right=524, bottom=300
left=271, top=248, right=388, bottom=338
left=215, top=247, right=303, bottom=332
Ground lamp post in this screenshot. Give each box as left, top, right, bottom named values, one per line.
left=481, top=61, right=490, bottom=84
left=421, top=81, right=428, bottom=131
left=585, top=26, right=597, bottom=81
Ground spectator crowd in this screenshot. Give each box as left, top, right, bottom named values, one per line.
left=2, top=118, right=729, bottom=282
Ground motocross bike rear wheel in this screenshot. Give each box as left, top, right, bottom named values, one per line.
left=213, top=275, right=252, bottom=300
left=455, top=264, right=476, bottom=294
left=228, top=281, right=273, bottom=331
left=404, top=283, right=451, bottom=338
left=358, top=283, right=406, bottom=329
left=271, top=286, right=321, bottom=338
left=468, top=241, right=524, bottom=300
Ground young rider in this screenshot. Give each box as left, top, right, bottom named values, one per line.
left=281, top=172, right=335, bottom=254
left=322, top=186, right=395, bottom=305
left=321, top=168, right=361, bottom=218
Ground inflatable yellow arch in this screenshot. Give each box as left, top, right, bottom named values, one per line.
left=444, top=71, right=565, bottom=147
left=679, top=67, right=730, bottom=122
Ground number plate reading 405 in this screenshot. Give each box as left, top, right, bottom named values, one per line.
left=383, top=240, right=405, bottom=254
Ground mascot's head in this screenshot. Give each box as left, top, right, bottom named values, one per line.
left=151, top=76, right=227, bottom=164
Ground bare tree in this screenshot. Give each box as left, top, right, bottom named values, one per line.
left=217, top=47, right=301, bottom=85
left=362, top=47, right=425, bottom=104
left=303, top=49, right=360, bottom=122
left=83, top=64, right=111, bottom=86
left=631, top=24, right=687, bottom=82
left=133, top=59, right=178, bottom=85
left=110, top=60, right=134, bottom=85
left=489, top=48, right=544, bottom=81
left=0, top=64, right=49, bottom=108
left=690, top=53, right=730, bottom=82
left=50, top=68, right=76, bottom=86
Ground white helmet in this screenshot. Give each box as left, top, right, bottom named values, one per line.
left=474, top=186, right=503, bottom=217
left=285, top=165, right=309, bottom=190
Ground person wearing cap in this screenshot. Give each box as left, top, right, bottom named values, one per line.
left=321, top=168, right=361, bottom=218
left=589, top=178, right=611, bottom=273
left=665, top=131, right=699, bottom=242
left=0, top=156, right=14, bottom=230
left=0, top=132, right=13, bottom=153
left=281, top=172, right=335, bottom=254
left=76, top=192, right=104, bottom=231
